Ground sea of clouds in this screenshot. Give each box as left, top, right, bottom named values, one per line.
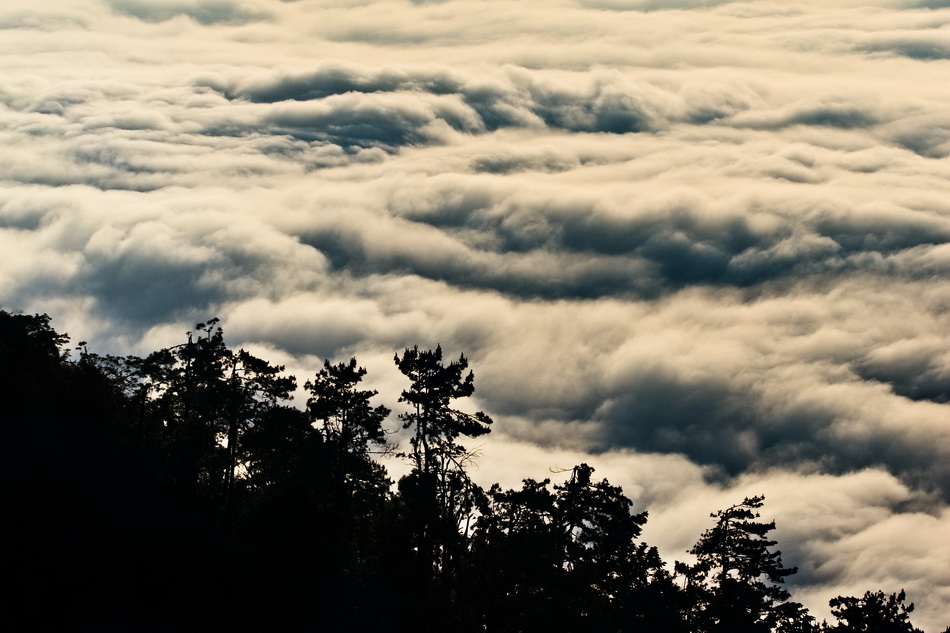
left=1, top=0, right=948, bottom=627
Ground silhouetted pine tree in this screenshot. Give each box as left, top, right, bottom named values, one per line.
left=824, top=590, right=923, bottom=633
left=677, top=495, right=798, bottom=633
left=393, top=345, right=493, bottom=631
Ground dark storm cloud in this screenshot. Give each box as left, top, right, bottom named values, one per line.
left=204, top=61, right=947, bottom=174
left=441, top=265, right=950, bottom=510
left=106, top=0, right=271, bottom=25
left=590, top=367, right=950, bottom=493
left=458, top=278, right=950, bottom=504
left=730, top=101, right=886, bottom=131
left=186, top=91, right=484, bottom=150
left=0, top=185, right=330, bottom=335
left=860, top=34, right=950, bottom=60
left=299, top=221, right=663, bottom=301
left=577, top=0, right=737, bottom=11
left=589, top=368, right=766, bottom=478
left=499, top=70, right=685, bottom=133
left=294, top=176, right=950, bottom=299
left=2, top=201, right=230, bottom=323
left=206, top=65, right=465, bottom=104
left=78, top=249, right=227, bottom=322
left=0, top=79, right=368, bottom=190
left=879, top=111, right=950, bottom=158
left=260, top=94, right=484, bottom=148
left=209, top=63, right=747, bottom=136
left=469, top=150, right=587, bottom=174
left=855, top=338, right=950, bottom=403
left=224, top=293, right=435, bottom=360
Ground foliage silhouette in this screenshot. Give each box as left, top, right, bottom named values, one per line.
left=392, top=345, right=494, bottom=631
left=2, top=309, right=945, bottom=633
left=826, top=589, right=923, bottom=633
left=677, top=495, right=798, bottom=633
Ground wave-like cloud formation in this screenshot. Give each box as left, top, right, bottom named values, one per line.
left=1, top=0, right=948, bottom=628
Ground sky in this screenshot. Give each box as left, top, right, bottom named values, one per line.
left=1, top=0, right=949, bottom=628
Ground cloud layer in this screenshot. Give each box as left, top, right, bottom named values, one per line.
left=1, top=0, right=948, bottom=628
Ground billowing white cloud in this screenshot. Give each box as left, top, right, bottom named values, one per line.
left=2, top=0, right=949, bottom=628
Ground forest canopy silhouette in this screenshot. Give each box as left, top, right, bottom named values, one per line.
left=3, top=309, right=944, bottom=633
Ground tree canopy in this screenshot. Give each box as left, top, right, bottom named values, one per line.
left=2, top=309, right=943, bottom=633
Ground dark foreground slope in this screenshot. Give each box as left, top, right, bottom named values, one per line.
left=2, top=310, right=940, bottom=633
